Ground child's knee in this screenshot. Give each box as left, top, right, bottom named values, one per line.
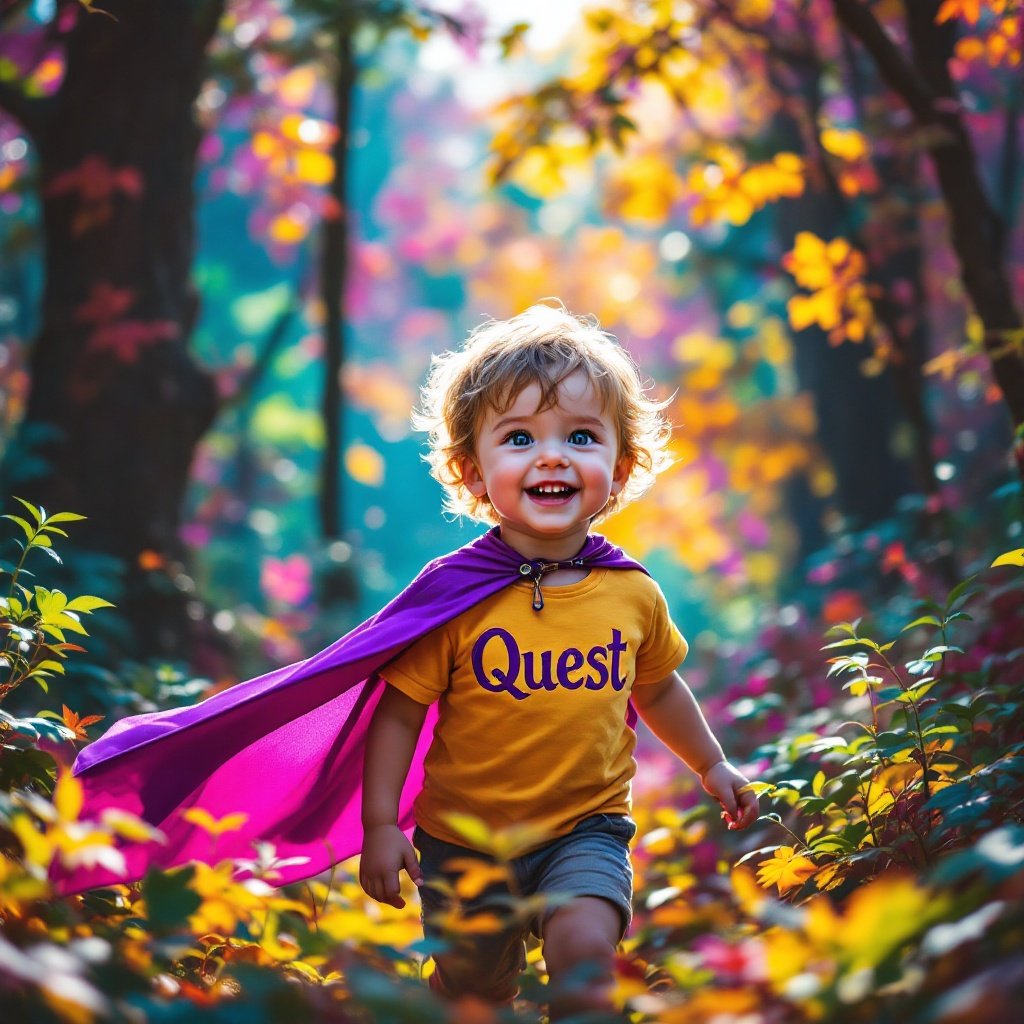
left=542, top=897, right=620, bottom=975
left=429, top=946, right=521, bottom=1003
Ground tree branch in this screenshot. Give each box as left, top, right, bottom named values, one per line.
left=830, top=0, right=940, bottom=124
left=834, top=0, right=1024, bottom=462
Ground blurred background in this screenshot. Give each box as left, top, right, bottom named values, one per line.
left=0, top=0, right=1020, bottom=714
left=2, top=5, right=1024, bottom=1021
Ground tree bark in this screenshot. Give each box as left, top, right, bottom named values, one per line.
left=833, top=0, right=1024, bottom=478
left=0, top=0, right=224, bottom=656
left=319, top=29, right=357, bottom=540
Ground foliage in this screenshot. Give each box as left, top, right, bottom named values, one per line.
left=0, top=509, right=1022, bottom=1022
left=1, top=499, right=113, bottom=696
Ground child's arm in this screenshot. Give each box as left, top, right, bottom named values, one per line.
left=633, top=671, right=759, bottom=830
left=359, top=684, right=429, bottom=908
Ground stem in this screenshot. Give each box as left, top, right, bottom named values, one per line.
left=877, top=650, right=932, bottom=805
left=771, top=816, right=814, bottom=853
left=858, top=777, right=882, bottom=850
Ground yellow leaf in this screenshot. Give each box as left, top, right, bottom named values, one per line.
left=756, top=846, right=817, bottom=894
left=729, top=865, right=766, bottom=915
left=11, top=814, right=55, bottom=869
left=936, top=0, right=981, bottom=25
left=182, top=808, right=249, bottom=837
left=344, top=443, right=385, bottom=486
left=991, top=548, right=1024, bottom=567
left=268, top=213, right=308, bottom=245
left=787, top=294, right=818, bottom=331
left=53, top=772, right=83, bottom=823
left=294, top=150, right=334, bottom=186
left=441, top=812, right=492, bottom=852
left=821, top=127, right=869, bottom=161
left=278, top=66, right=318, bottom=107
left=443, top=858, right=511, bottom=899
left=100, top=809, right=167, bottom=845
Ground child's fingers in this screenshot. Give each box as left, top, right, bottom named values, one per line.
left=733, top=788, right=759, bottom=829
left=403, top=846, right=423, bottom=886
left=717, top=786, right=739, bottom=821
left=381, top=869, right=405, bottom=908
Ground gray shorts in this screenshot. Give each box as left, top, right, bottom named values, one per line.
left=414, top=813, right=636, bottom=1001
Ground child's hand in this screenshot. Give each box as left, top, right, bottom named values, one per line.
left=700, top=760, right=759, bottom=831
left=359, top=824, right=423, bottom=909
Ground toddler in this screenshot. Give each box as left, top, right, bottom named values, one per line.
left=359, top=303, right=758, bottom=1016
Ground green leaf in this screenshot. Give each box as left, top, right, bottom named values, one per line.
left=741, top=781, right=777, bottom=797
left=902, top=615, right=942, bottom=632
left=824, top=622, right=858, bottom=638
left=922, top=725, right=959, bottom=737
left=940, top=701, right=974, bottom=722
left=1, top=515, right=35, bottom=542
left=896, top=679, right=939, bottom=702
left=39, top=512, right=86, bottom=524
left=54, top=613, right=88, bottom=635
left=33, top=659, right=66, bottom=674
left=142, top=867, right=202, bottom=933
left=39, top=547, right=62, bottom=564
left=63, top=595, right=115, bottom=613
left=944, top=574, right=979, bottom=608
left=809, top=836, right=852, bottom=853
left=12, top=497, right=42, bottom=524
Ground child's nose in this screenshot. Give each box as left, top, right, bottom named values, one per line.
left=535, top=441, right=570, bottom=467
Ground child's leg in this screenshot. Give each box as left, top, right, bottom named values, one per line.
left=414, top=827, right=527, bottom=1004
left=522, top=813, right=636, bottom=1020
left=541, top=896, right=621, bottom=1019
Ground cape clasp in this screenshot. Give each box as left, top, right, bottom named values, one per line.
left=522, top=558, right=587, bottom=612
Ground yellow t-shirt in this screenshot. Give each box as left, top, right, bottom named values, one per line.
left=381, top=568, right=688, bottom=850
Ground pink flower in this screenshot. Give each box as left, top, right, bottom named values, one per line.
left=261, top=554, right=312, bottom=606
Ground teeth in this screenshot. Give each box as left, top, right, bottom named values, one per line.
left=531, top=485, right=573, bottom=495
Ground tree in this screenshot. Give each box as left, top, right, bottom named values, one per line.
left=0, top=0, right=225, bottom=656
left=0, top=0, right=475, bottom=656
left=488, top=0, right=1024, bottom=513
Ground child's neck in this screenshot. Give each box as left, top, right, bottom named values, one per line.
left=496, top=525, right=592, bottom=572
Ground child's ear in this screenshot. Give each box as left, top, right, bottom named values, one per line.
left=610, top=455, right=632, bottom=497
left=461, top=456, right=488, bottom=498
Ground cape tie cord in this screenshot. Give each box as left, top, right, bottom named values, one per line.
left=519, top=557, right=588, bottom=611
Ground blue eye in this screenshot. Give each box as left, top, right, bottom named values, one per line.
left=503, top=430, right=532, bottom=447
left=568, top=429, right=596, bottom=446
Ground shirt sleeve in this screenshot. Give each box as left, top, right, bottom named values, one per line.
left=379, top=623, right=454, bottom=705
left=633, top=581, right=688, bottom=686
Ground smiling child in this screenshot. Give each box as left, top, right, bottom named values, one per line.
left=359, top=302, right=758, bottom=1017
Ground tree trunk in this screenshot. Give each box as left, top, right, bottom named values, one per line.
left=0, top=0, right=224, bottom=657
left=833, top=0, right=1024, bottom=480
left=319, top=29, right=357, bottom=541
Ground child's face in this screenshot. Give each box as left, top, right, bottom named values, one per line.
left=462, top=371, right=630, bottom=556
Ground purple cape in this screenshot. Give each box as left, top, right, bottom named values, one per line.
left=58, top=529, right=644, bottom=893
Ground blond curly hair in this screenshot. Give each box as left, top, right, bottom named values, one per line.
left=415, top=302, right=672, bottom=525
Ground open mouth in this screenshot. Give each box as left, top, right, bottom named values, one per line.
left=525, top=484, right=578, bottom=500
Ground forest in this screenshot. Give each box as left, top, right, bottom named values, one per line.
left=0, top=0, right=1022, bottom=1021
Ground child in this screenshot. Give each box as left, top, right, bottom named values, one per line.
left=358, top=303, right=758, bottom=1016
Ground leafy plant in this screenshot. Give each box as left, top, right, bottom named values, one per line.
left=1, top=497, right=114, bottom=703
left=745, top=554, right=1024, bottom=899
